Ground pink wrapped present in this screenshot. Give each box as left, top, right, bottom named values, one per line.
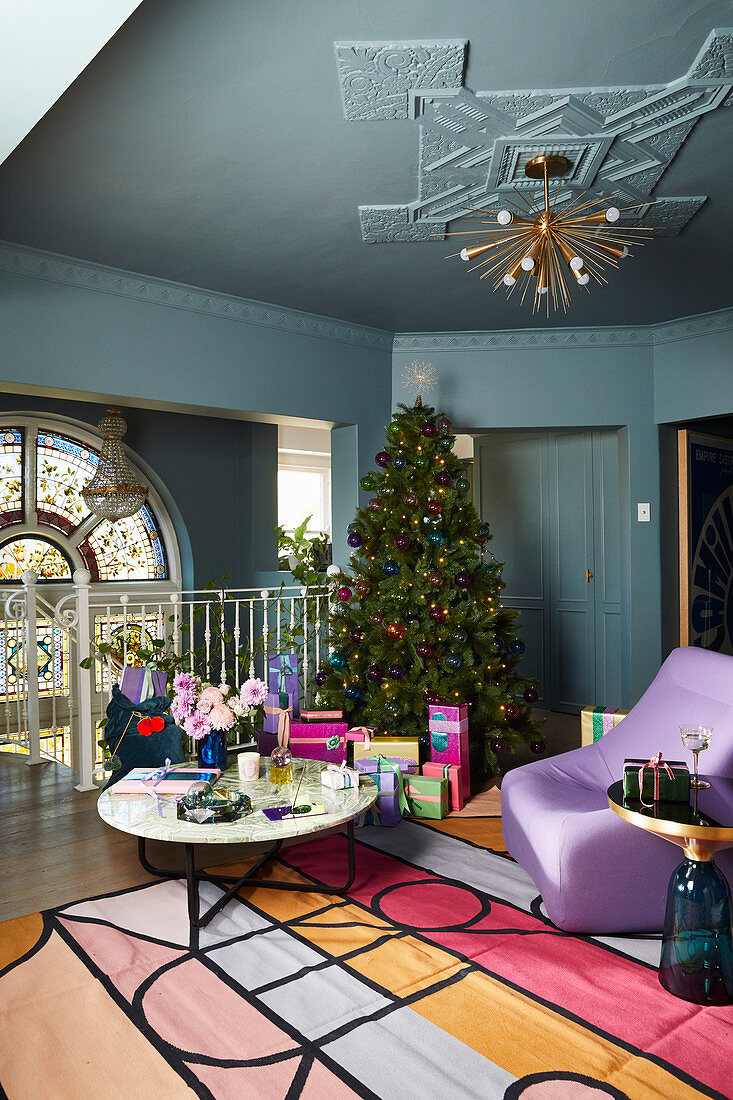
left=119, top=665, right=168, bottom=704
left=300, top=709, right=343, bottom=721
left=428, top=703, right=468, bottom=734
left=428, top=708, right=469, bottom=799
left=422, top=761, right=464, bottom=812
left=288, top=720, right=348, bottom=763
left=114, top=765, right=221, bottom=793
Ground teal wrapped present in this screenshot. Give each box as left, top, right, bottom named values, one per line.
left=623, top=755, right=690, bottom=805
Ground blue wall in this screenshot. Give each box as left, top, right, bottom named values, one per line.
left=393, top=334, right=659, bottom=704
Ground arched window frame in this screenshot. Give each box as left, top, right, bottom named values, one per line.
left=0, top=413, right=181, bottom=597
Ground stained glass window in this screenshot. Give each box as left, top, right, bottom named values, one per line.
left=0, top=618, right=68, bottom=699
left=0, top=538, right=72, bottom=582
left=36, top=431, right=97, bottom=533
left=0, top=429, right=23, bottom=526
left=80, top=505, right=168, bottom=581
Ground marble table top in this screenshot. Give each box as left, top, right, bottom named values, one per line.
left=97, top=758, right=378, bottom=845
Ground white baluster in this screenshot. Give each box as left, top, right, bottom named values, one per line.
left=249, top=601, right=255, bottom=677
left=301, top=587, right=308, bottom=706
left=261, top=590, right=270, bottom=680
left=19, top=571, right=41, bottom=764
left=3, top=614, right=10, bottom=745
left=189, top=602, right=195, bottom=672
left=73, top=568, right=96, bottom=791
left=233, top=601, right=241, bottom=688
left=204, top=601, right=211, bottom=681
left=170, top=593, right=180, bottom=656
left=121, top=594, right=129, bottom=669
left=219, top=589, right=227, bottom=687
left=315, top=591, right=322, bottom=683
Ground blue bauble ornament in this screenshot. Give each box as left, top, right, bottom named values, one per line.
left=428, top=530, right=445, bottom=546
left=329, top=652, right=347, bottom=670
left=478, top=522, right=491, bottom=541
left=347, top=523, right=357, bottom=532
left=511, top=639, right=526, bottom=655
left=445, top=653, right=463, bottom=670
left=383, top=558, right=400, bottom=576
left=347, top=532, right=363, bottom=548
left=344, top=683, right=360, bottom=700
left=456, top=477, right=470, bottom=494
left=392, top=455, right=407, bottom=471
left=494, top=637, right=505, bottom=652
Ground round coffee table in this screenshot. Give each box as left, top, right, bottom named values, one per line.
left=98, top=758, right=378, bottom=950
left=607, top=777, right=733, bottom=1005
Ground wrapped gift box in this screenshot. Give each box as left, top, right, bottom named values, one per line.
left=422, top=762, right=464, bottom=812
left=300, top=709, right=343, bottom=721
left=321, top=763, right=359, bottom=790
left=405, top=774, right=449, bottom=820
left=119, top=666, right=168, bottom=704
left=623, top=757, right=690, bottom=804
left=428, top=703, right=468, bottom=734
left=355, top=757, right=408, bottom=826
left=263, top=691, right=294, bottom=736
left=287, top=720, right=348, bottom=763
left=357, top=754, right=418, bottom=775
left=352, top=735, right=420, bottom=768
left=427, top=716, right=469, bottom=799
left=581, top=706, right=629, bottom=747
left=267, top=651, right=300, bottom=716
left=114, top=766, right=221, bottom=793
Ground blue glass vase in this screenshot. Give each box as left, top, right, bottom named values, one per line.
left=659, top=858, right=733, bottom=1005
left=197, top=728, right=228, bottom=771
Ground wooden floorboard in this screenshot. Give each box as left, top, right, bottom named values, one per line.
left=0, top=709, right=579, bottom=922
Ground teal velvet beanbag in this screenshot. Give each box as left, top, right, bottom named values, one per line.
left=103, top=684, right=186, bottom=789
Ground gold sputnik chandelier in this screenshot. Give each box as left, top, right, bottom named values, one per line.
left=450, top=154, right=653, bottom=315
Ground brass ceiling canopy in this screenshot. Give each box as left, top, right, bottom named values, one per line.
left=451, top=152, right=654, bottom=316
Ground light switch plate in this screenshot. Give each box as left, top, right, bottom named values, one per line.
left=637, top=503, right=651, bottom=522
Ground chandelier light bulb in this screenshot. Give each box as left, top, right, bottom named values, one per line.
left=497, top=210, right=513, bottom=226
left=460, top=248, right=471, bottom=261
left=521, top=256, right=535, bottom=271
left=569, top=256, right=584, bottom=271
left=577, top=272, right=590, bottom=285
left=503, top=273, right=516, bottom=286
left=605, top=207, right=620, bottom=222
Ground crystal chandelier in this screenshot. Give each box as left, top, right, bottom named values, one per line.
left=450, top=154, right=653, bottom=315
left=81, top=410, right=148, bottom=520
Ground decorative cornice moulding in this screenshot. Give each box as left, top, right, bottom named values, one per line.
left=0, top=242, right=393, bottom=354
left=651, top=305, right=733, bottom=345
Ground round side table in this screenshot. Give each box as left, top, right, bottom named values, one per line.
left=608, top=778, right=733, bottom=1005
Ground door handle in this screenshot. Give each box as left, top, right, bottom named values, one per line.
left=586, top=568, right=594, bottom=582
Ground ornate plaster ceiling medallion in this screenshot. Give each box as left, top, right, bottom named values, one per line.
left=335, top=29, right=733, bottom=247
left=451, top=153, right=652, bottom=315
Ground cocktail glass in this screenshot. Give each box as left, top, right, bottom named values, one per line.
left=679, top=725, right=713, bottom=790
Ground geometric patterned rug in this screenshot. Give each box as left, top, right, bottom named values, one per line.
left=0, top=816, right=730, bottom=1099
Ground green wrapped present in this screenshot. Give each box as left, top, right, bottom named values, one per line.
left=623, top=755, right=690, bottom=805
left=404, top=774, right=449, bottom=819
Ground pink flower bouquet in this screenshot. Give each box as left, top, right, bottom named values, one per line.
left=171, top=672, right=268, bottom=743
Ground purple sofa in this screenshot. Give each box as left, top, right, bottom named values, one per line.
left=501, top=647, right=733, bottom=933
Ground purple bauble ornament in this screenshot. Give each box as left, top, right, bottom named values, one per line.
left=491, top=737, right=508, bottom=755
left=347, top=532, right=363, bottom=548
left=523, top=687, right=539, bottom=704
left=338, top=586, right=352, bottom=602
left=429, top=607, right=446, bottom=623
left=424, top=688, right=441, bottom=704
left=420, top=422, right=438, bottom=438
left=394, top=532, right=411, bottom=551
left=375, top=451, right=391, bottom=467
left=455, top=572, right=471, bottom=588
left=349, top=628, right=363, bottom=643
left=416, top=642, right=432, bottom=658
left=530, top=739, right=546, bottom=755
left=437, top=416, right=453, bottom=434
left=387, top=664, right=405, bottom=680
left=315, top=670, right=327, bottom=686
left=435, top=471, right=452, bottom=487
left=366, top=665, right=383, bottom=683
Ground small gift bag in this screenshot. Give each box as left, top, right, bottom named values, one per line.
left=405, top=774, right=449, bottom=820
left=623, top=754, right=690, bottom=805
left=354, top=756, right=409, bottom=826
left=422, top=761, right=464, bottom=812
left=119, top=665, right=168, bottom=704
left=428, top=705, right=469, bottom=799
left=267, top=652, right=300, bottom=716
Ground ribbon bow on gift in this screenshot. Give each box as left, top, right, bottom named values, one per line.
left=139, top=662, right=160, bottom=702
left=264, top=701, right=292, bottom=747
left=274, top=654, right=294, bottom=694
left=373, top=754, right=409, bottom=817
left=638, top=752, right=674, bottom=808
left=325, top=760, right=357, bottom=787
left=346, top=726, right=374, bottom=750
left=141, top=758, right=174, bottom=817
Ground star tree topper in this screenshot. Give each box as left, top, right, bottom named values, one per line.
left=401, top=360, right=438, bottom=407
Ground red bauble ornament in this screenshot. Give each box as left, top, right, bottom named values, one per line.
left=337, top=586, right=352, bottom=602
left=504, top=701, right=520, bottom=722
left=530, top=740, right=546, bottom=755
left=375, top=451, right=391, bottom=467
left=354, top=579, right=371, bottom=597
left=416, top=642, right=432, bottom=658
left=404, top=492, right=419, bottom=508
left=426, top=499, right=443, bottom=516
left=428, top=571, right=444, bottom=588
left=367, top=499, right=381, bottom=513
left=366, top=665, right=383, bottom=683
left=491, top=737, right=508, bottom=754
left=423, top=688, right=441, bottom=704
left=455, top=572, right=471, bottom=588
left=369, top=611, right=385, bottom=626
left=387, top=623, right=405, bottom=640
left=429, top=606, right=446, bottom=623
left=420, top=422, right=438, bottom=438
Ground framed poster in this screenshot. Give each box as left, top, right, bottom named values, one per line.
left=679, top=430, right=733, bottom=652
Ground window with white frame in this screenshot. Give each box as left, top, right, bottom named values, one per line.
left=277, top=426, right=331, bottom=537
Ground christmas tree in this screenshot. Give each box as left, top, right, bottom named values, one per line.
left=315, top=395, right=545, bottom=781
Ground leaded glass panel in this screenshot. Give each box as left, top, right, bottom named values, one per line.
left=36, top=431, right=98, bottom=532
left=0, top=618, right=68, bottom=699
left=0, top=537, right=72, bottom=582
left=80, top=505, right=168, bottom=581
left=94, top=613, right=162, bottom=692
left=0, top=429, right=23, bottom=525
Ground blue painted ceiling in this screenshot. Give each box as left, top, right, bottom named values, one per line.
left=0, top=0, right=731, bottom=332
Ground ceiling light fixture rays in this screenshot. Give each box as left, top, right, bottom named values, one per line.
left=80, top=410, right=148, bottom=520
left=449, top=154, right=654, bottom=315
